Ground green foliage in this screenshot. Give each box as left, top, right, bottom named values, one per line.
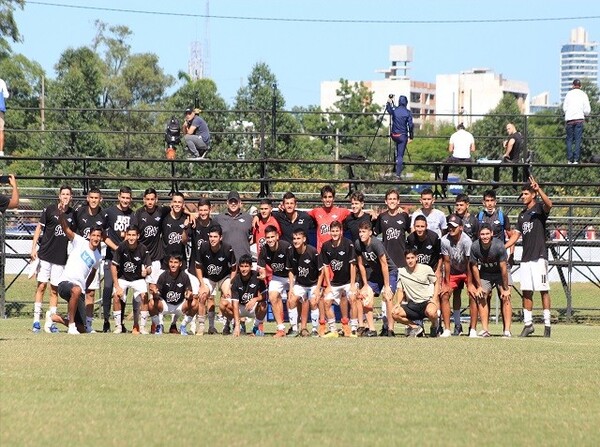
left=0, top=0, right=24, bottom=58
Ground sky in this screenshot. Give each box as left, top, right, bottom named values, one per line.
left=11, top=0, right=600, bottom=108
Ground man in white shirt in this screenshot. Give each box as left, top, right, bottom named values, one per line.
left=562, top=79, right=591, bottom=164
left=0, top=77, right=9, bottom=157
left=442, top=123, right=476, bottom=191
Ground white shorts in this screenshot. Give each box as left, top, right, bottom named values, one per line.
left=146, top=260, right=163, bottom=285
left=324, top=284, right=353, bottom=305
left=227, top=300, right=258, bottom=318
left=37, top=260, right=64, bottom=287
left=268, top=276, right=289, bottom=295
left=292, top=284, right=318, bottom=302
left=161, top=299, right=185, bottom=316
left=202, top=277, right=231, bottom=297
left=187, top=272, right=200, bottom=295
left=86, top=269, right=100, bottom=291
left=115, top=278, right=147, bottom=301
left=520, top=259, right=550, bottom=292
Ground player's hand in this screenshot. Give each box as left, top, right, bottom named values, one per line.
left=245, top=300, right=255, bottom=312
left=528, top=176, right=539, bottom=191
left=408, top=139, right=413, bottom=144
left=8, top=174, right=17, bottom=188
left=508, top=253, right=515, bottom=267
left=382, top=285, right=393, bottom=302
left=233, top=325, right=240, bottom=337
left=115, top=287, right=124, bottom=299
left=30, top=247, right=38, bottom=260
left=500, top=287, right=511, bottom=301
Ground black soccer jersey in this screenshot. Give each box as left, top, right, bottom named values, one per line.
left=231, top=271, right=267, bottom=305
left=103, top=206, right=133, bottom=260
left=132, top=206, right=171, bottom=262
left=457, top=213, right=480, bottom=242
left=156, top=269, right=192, bottom=305
left=406, top=229, right=441, bottom=270
left=287, top=244, right=322, bottom=287
left=37, top=204, right=75, bottom=265
left=374, top=210, right=411, bottom=268
left=272, top=210, right=314, bottom=244
left=195, top=242, right=236, bottom=282
left=320, top=238, right=356, bottom=286
left=188, top=218, right=212, bottom=273
left=355, top=236, right=397, bottom=284
left=112, top=241, right=152, bottom=282
left=74, top=206, right=104, bottom=239
left=517, top=202, right=549, bottom=262
left=161, top=212, right=188, bottom=269
left=343, top=213, right=373, bottom=246
left=257, top=240, right=291, bottom=278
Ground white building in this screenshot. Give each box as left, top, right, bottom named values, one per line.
left=560, top=27, right=598, bottom=102
left=435, top=68, right=529, bottom=126
left=320, top=45, right=435, bottom=128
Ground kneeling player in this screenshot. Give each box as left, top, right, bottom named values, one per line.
left=221, top=254, right=268, bottom=337
left=392, top=249, right=439, bottom=337
left=149, top=255, right=198, bottom=335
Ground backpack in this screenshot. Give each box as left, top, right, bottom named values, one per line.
left=478, top=209, right=505, bottom=242
left=165, top=115, right=181, bottom=145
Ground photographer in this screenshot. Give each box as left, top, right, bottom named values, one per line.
left=182, top=107, right=210, bottom=159
left=0, top=174, right=19, bottom=213
left=386, top=95, right=413, bottom=179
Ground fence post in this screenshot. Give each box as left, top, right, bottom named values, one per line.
left=259, top=110, right=269, bottom=198
left=566, top=205, right=573, bottom=321
left=0, top=212, right=6, bottom=318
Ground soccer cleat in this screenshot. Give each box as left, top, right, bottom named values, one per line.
left=439, top=329, right=452, bottom=338
left=222, top=324, right=231, bottom=335
left=387, top=330, right=396, bottom=337
left=365, top=330, right=378, bottom=337
left=519, top=324, right=535, bottom=337
left=300, top=328, right=310, bottom=337
left=453, top=324, right=463, bottom=336
left=252, top=323, right=265, bottom=336
left=341, top=322, right=352, bottom=337
left=113, top=325, right=123, bottom=334
left=286, top=327, right=298, bottom=336
left=318, top=322, right=327, bottom=337
left=502, top=331, right=512, bottom=338
left=44, top=311, right=59, bottom=333
left=103, top=320, right=111, bottom=333
left=180, top=325, right=188, bottom=336
left=379, top=326, right=389, bottom=337
left=67, top=326, right=80, bottom=335
left=349, top=330, right=358, bottom=338
left=480, top=330, right=491, bottom=338
left=469, top=328, right=479, bottom=338
left=274, top=329, right=286, bottom=338
left=139, top=327, right=149, bottom=335
left=322, top=330, right=339, bottom=338
left=408, top=326, right=424, bottom=338
left=120, top=324, right=128, bottom=334
left=132, top=324, right=140, bottom=335
left=240, top=321, right=247, bottom=335
left=544, top=326, right=551, bottom=338
left=311, top=329, right=319, bottom=337
left=356, top=327, right=367, bottom=337
left=32, top=321, right=41, bottom=333
left=196, top=323, right=205, bottom=336
left=429, top=326, right=439, bottom=338
left=169, top=324, right=179, bottom=334
left=155, top=324, right=164, bottom=335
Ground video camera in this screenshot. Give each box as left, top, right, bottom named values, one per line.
left=165, top=115, right=182, bottom=149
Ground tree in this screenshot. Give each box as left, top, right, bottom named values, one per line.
left=0, top=0, right=24, bottom=59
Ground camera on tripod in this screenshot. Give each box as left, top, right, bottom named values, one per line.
left=164, top=115, right=181, bottom=159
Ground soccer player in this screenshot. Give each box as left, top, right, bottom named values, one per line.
left=272, top=191, right=314, bottom=245
left=48, top=203, right=102, bottom=335
left=355, top=220, right=397, bottom=337
left=453, top=194, right=479, bottom=241
left=188, top=197, right=213, bottom=273
left=392, top=248, right=439, bottom=337
left=478, top=189, right=513, bottom=262
left=111, top=226, right=152, bottom=334
left=439, top=214, right=473, bottom=338
left=410, top=188, right=447, bottom=237
left=0, top=174, right=19, bottom=212
left=252, top=198, right=281, bottom=259
left=73, top=187, right=105, bottom=333
left=505, top=176, right=553, bottom=337
left=31, top=185, right=75, bottom=333
left=101, top=186, right=134, bottom=332
left=213, top=190, right=253, bottom=261
left=221, top=254, right=268, bottom=337
left=308, top=185, right=351, bottom=252
left=195, top=224, right=236, bottom=335
left=287, top=228, right=324, bottom=337
left=343, top=191, right=373, bottom=244
left=470, top=224, right=512, bottom=337
left=320, top=220, right=358, bottom=337
left=374, top=188, right=411, bottom=269
left=257, top=225, right=291, bottom=337
left=149, top=254, right=197, bottom=335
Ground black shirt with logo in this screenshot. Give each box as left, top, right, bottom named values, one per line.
left=103, top=206, right=133, bottom=260
left=257, top=240, right=291, bottom=278
left=112, top=241, right=152, bottom=282
left=320, top=238, right=356, bottom=286
left=286, top=244, right=322, bottom=287
left=156, top=269, right=192, bottom=305
left=231, top=271, right=267, bottom=305
left=406, top=229, right=441, bottom=270
left=195, top=242, right=236, bottom=282
left=517, top=202, right=549, bottom=262
left=374, top=210, right=411, bottom=267
left=37, top=204, right=75, bottom=265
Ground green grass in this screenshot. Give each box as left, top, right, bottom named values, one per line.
left=1, top=319, right=600, bottom=446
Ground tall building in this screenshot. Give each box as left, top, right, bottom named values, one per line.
left=560, top=27, right=598, bottom=102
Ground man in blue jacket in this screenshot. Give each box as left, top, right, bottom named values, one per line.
left=386, top=95, right=414, bottom=178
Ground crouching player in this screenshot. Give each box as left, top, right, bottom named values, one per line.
left=221, top=254, right=268, bottom=337
left=392, top=248, right=439, bottom=337
left=320, top=220, right=358, bottom=337
left=111, top=225, right=152, bottom=334
left=287, top=228, right=325, bottom=337
left=149, top=254, right=198, bottom=335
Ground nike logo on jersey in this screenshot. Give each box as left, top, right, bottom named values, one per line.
left=177, top=283, right=183, bottom=287
left=303, top=259, right=311, bottom=264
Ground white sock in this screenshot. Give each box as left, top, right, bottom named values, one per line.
left=289, top=307, right=298, bottom=331
left=276, top=323, right=285, bottom=331
left=68, top=322, right=77, bottom=331
left=171, top=313, right=179, bottom=326
left=50, top=306, right=57, bottom=316
left=310, top=308, right=319, bottom=330
left=327, top=318, right=336, bottom=332
left=86, top=317, right=93, bottom=332
left=182, top=315, right=193, bottom=327
left=158, top=313, right=164, bottom=325
left=33, top=302, right=43, bottom=323
left=208, top=311, right=215, bottom=329
left=350, top=319, right=358, bottom=331
left=453, top=310, right=461, bottom=326
left=140, top=311, right=149, bottom=329
left=543, top=309, right=551, bottom=326
left=113, top=311, right=122, bottom=327
left=523, top=309, right=533, bottom=326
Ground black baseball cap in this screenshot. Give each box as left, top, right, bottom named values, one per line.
left=184, top=107, right=194, bottom=114
left=227, top=191, right=240, bottom=202
left=448, top=214, right=463, bottom=228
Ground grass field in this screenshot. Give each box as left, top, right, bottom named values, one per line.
left=1, top=319, right=600, bottom=447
